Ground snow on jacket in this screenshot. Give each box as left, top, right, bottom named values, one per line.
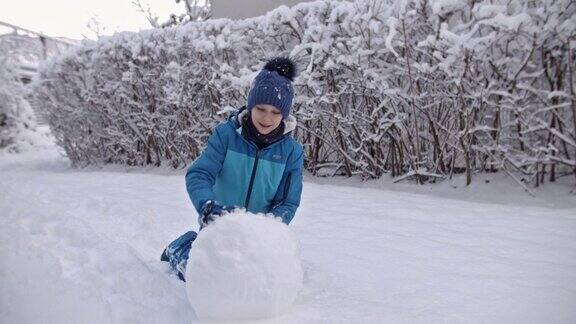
left=185, top=109, right=304, bottom=225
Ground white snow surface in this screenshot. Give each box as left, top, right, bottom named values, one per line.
left=185, top=211, right=303, bottom=320
left=1, top=147, right=576, bottom=324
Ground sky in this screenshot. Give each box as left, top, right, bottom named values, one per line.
left=0, top=0, right=183, bottom=40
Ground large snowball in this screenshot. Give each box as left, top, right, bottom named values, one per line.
left=185, top=210, right=303, bottom=320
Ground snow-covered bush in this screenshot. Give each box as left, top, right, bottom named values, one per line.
left=0, top=56, right=42, bottom=153
left=30, top=0, right=576, bottom=186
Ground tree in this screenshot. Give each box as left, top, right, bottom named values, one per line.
left=171, top=0, right=212, bottom=24
left=134, top=0, right=212, bottom=28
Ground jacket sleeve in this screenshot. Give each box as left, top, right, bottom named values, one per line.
left=185, top=125, right=227, bottom=214
left=270, top=144, right=304, bottom=224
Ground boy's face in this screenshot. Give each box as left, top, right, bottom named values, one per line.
left=251, top=104, right=283, bottom=135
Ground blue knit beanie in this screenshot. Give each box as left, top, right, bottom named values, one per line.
left=246, top=57, right=296, bottom=119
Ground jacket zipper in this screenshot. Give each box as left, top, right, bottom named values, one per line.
left=244, top=149, right=261, bottom=209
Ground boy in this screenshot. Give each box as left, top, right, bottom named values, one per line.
left=162, top=57, right=304, bottom=281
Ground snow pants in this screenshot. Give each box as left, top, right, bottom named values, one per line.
left=161, top=231, right=197, bottom=281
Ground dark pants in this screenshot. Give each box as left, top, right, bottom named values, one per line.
left=161, top=231, right=197, bottom=281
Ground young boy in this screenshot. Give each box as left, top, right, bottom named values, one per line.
left=161, top=57, right=304, bottom=281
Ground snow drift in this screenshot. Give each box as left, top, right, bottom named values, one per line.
left=185, top=211, right=303, bottom=320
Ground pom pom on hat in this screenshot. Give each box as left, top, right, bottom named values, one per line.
left=264, top=57, right=297, bottom=81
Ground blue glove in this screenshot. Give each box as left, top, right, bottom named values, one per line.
left=199, top=200, right=235, bottom=227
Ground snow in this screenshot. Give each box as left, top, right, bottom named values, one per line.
left=480, top=12, right=533, bottom=31
left=473, top=5, right=507, bottom=20
left=1, top=146, right=576, bottom=323
left=430, top=0, right=467, bottom=16
left=385, top=17, right=399, bottom=58
left=185, top=211, right=303, bottom=320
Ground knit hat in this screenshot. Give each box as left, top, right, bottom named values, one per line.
left=246, top=57, right=296, bottom=119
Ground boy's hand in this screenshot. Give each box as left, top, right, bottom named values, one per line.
left=200, top=200, right=235, bottom=226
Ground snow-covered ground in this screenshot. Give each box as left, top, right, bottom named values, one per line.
left=1, top=147, right=576, bottom=324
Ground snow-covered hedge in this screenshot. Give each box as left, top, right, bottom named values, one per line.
left=30, top=0, right=576, bottom=186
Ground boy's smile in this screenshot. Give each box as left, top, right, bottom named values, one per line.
left=251, top=104, right=283, bottom=135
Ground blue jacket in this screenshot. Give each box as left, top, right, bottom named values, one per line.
left=185, top=109, right=304, bottom=224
